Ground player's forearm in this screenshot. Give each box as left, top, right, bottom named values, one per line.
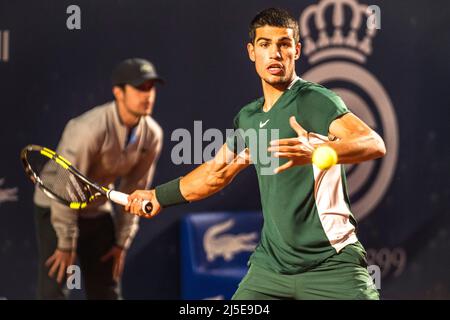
left=325, top=131, right=386, bottom=164
left=150, top=144, right=248, bottom=209
left=180, top=160, right=236, bottom=202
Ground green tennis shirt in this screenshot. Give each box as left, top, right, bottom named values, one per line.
left=226, top=78, right=362, bottom=274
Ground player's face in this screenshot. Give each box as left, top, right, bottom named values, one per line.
left=123, top=80, right=157, bottom=116
left=247, top=26, right=300, bottom=87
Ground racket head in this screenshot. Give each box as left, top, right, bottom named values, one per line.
left=21, top=145, right=105, bottom=209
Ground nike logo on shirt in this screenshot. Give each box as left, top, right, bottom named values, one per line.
left=259, top=119, right=270, bottom=128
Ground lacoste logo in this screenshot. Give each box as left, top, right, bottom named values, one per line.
left=259, top=119, right=270, bottom=128
left=203, top=219, right=258, bottom=262
left=140, top=64, right=152, bottom=73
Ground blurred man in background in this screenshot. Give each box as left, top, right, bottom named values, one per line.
left=33, top=58, right=163, bottom=299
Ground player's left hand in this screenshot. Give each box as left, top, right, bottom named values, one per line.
left=100, top=245, right=126, bottom=282
left=268, top=116, right=315, bottom=174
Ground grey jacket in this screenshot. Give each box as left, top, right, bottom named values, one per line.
left=34, top=101, right=163, bottom=250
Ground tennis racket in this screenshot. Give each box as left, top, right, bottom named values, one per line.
left=21, top=144, right=152, bottom=213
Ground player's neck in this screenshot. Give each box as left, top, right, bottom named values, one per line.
left=116, top=100, right=140, bottom=128
left=261, top=73, right=297, bottom=112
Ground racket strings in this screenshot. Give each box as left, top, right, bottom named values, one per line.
left=28, top=151, right=92, bottom=203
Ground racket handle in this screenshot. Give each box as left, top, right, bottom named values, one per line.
left=142, top=200, right=153, bottom=214
left=108, top=190, right=153, bottom=214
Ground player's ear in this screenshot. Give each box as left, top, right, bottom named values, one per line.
left=295, top=42, right=301, bottom=60
left=247, top=42, right=256, bottom=62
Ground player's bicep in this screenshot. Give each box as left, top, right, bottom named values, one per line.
left=329, top=112, right=374, bottom=140
left=181, top=144, right=249, bottom=201
left=202, top=143, right=249, bottom=184
left=220, top=143, right=251, bottom=170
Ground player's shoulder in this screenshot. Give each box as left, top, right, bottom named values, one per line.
left=235, top=97, right=263, bottom=120
left=143, top=115, right=163, bottom=142
left=296, top=79, right=343, bottom=106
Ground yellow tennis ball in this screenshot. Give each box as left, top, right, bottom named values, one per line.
left=312, top=145, right=338, bottom=170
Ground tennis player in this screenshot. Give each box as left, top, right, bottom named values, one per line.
left=126, top=8, right=385, bottom=300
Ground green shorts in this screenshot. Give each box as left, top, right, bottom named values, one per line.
left=232, top=243, right=380, bottom=300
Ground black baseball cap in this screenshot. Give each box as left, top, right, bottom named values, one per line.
left=111, top=58, right=164, bottom=87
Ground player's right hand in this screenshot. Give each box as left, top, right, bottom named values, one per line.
left=125, top=189, right=161, bottom=218
left=45, top=249, right=76, bottom=284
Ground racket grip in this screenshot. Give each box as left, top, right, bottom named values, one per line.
left=107, top=190, right=129, bottom=206
left=108, top=190, right=153, bottom=214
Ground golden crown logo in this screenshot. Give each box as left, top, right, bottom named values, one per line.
left=300, top=0, right=377, bottom=65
